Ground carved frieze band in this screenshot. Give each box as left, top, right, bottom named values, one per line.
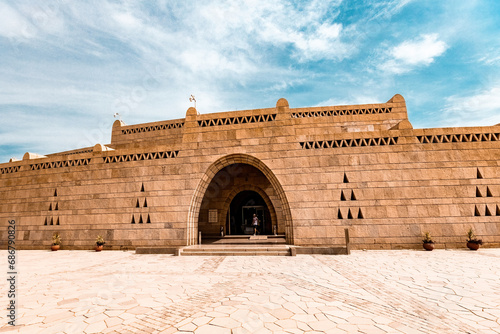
left=417, top=133, right=499, bottom=144
left=30, top=158, right=91, bottom=170
left=300, top=137, right=399, bottom=149
left=122, top=122, right=184, bottom=135
left=103, top=151, right=179, bottom=163
left=197, top=114, right=277, bottom=127
left=0, top=166, right=21, bottom=174
left=291, top=107, right=392, bottom=118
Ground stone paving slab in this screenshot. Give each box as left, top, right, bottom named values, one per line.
left=1, top=249, right=500, bottom=333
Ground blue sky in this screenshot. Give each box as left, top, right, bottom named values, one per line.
left=1, top=0, right=500, bottom=163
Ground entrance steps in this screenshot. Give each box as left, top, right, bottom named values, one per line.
left=180, top=244, right=291, bottom=256
left=136, top=232, right=350, bottom=255
left=202, top=235, right=287, bottom=245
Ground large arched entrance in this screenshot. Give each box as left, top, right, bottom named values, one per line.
left=187, top=154, right=293, bottom=245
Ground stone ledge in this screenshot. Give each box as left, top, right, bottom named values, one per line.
left=294, top=247, right=348, bottom=255
left=135, top=247, right=178, bottom=254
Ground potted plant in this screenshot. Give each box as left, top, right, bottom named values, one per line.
left=95, top=235, right=105, bottom=252
left=51, top=233, right=61, bottom=251
left=422, top=231, right=435, bottom=251
left=466, top=228, right=482, bottom=250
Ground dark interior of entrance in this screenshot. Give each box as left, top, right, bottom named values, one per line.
left=227, top=191, right=272, bottom=235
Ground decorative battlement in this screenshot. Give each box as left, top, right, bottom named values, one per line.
left=416, top=132, right=499, bottom=144
left=300, top=136, right=399, bottom=149
left=30, top=158, right=91, bottom=170
left=3, top=95, right=500, bottom=173
left=0, top=165, right=20, bottom=174
left=0, top=148, right=180, bottom=173
left=109, top=95, right=408, bottom=146
left=197, top=113, right=277, bottom=127
left=291, top=107, right=392, bottom=119
left=121, top=121, right=184, bottom=135
left=103, top=151, right=179, bottom=163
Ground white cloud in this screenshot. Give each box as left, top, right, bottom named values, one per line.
left=289, top=23, right=349, bottom=61
left=0, top=2, right=34, bottom=39
left=1, top=0, right=490, bottom=163
left=0, top=2, right=68, bottom=43
left=368, top=0, right=415, bottom=21
left=316, top=95, right=382, bottom=107
left=112, top=11, right=142, bottom=30
left=379, top=34, right=448, bottom=74
left=171, top=0, right=351, bottom=63
left=478, top=49, right=500, bottom=65
left=393, top=34, right=447, bottom=65
left=441, top=85, right=500, bottom=127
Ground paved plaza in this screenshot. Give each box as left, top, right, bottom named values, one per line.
left=1, top=249, right=500, bottom=333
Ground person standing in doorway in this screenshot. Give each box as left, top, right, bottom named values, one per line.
left=252, top=213, right=260, bottom=235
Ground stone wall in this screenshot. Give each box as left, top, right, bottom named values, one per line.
left=0, top=94, right=499, bottom=250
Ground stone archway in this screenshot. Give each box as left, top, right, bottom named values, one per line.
left=187, top=154, right=293, bottom=245
left=221, top=185, right=277, bottom=235
left=221, top=185, right=281, bottom=235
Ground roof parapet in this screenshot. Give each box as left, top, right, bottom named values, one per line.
left=23, top=152, right=47, bottom=160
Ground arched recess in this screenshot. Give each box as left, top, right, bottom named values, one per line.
left=220, top=185, right=278, bottom=235
left=187, top=154, right=293, bottom=245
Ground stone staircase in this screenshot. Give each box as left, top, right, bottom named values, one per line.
left=136, top=233, right=349, bottom=256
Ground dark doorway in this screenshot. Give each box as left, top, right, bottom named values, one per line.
left=227, top=190, right=272, bottom=235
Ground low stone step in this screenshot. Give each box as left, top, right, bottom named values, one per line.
left=181, top=251, right=290, bottom=256
left=203, top=236, right=287, bottom=245
left=180, top=244, right=291, bottom=256
left=182, top=246, right=288, bottom=251
left=248, top=235, right=268, bottom=240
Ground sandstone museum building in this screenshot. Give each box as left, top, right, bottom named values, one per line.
left=1, top=94, right=499, bottom=251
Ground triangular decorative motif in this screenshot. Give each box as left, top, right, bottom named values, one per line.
left=50, top=217, right=54, bottom=225
left=136, top=199, right=140, bottom=208
left=347, top=209, right=353, bottom=219
left=146, top=214, right=151, bottom=224
left=54, top=189, right=58, bottom=197
left=497, top=205, right=500, bottom=216
left=131, top=215, right=136, bottom=224
left=474, top=205, right=481, bottom=216
left=485, top=205, right=492, bottom=216
left=138, top=215, right=144, bottom=224
left=343, top=173, right=349, bottom=183
left=487, top=187, right=493, bottom=197
left=477, top=168, right=483, bottom=179
left=144, top=198, right=148, bottom=208
left=476, top=187, right=482, bottom=197
left=340, top=190, right=346, bottom=201
left=56, top=217, right=60, bottom=225
left=55, top=203, right=58, bottom=211
left=49, top=203, right=52, bottom=211
left=351, top=190, right=357, bottom=201
left=44, top=217, right=48, bottom=226
left=357, top=208, right=364, bottom=219
left=337, top=209, right=343, bottom=219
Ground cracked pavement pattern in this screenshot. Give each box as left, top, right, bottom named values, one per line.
left=1, top=249, right=499, bottom=333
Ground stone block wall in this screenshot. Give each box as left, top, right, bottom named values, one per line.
left=0, top=94, right=499, bottom=250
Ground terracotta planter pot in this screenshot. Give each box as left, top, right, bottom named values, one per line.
left=423, top=242, right=434, bottom=251
left=51, top=245, right=60, bottom=251
left=95, top=245, right=104, bottom=252
left=467, top=242, right=480, bottom=250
